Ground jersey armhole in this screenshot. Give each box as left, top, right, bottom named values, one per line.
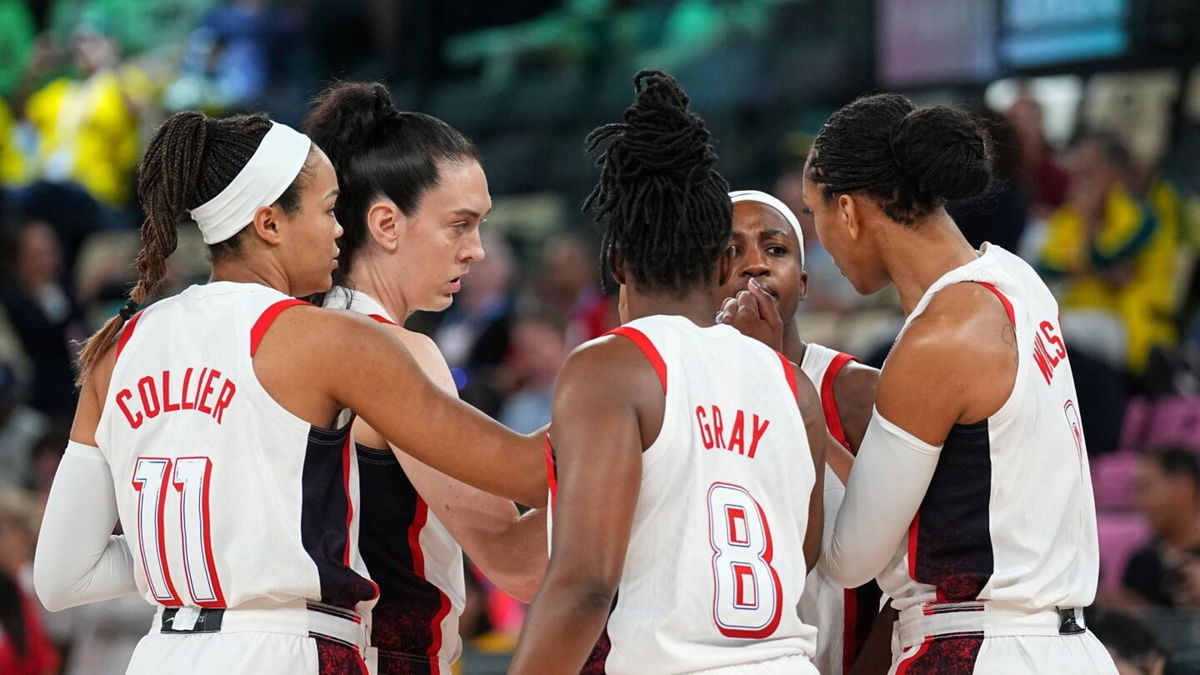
left=605, top=326, right=667, bottom=394
left=822, top=352, right=857, bottom=452
left=776, top=352, right=800, bottom=404
left=249, top=298, right=312, bottom=357
left=545, top=433, right=558, bottom=510
left=975, top=282, right=1015, bottom=326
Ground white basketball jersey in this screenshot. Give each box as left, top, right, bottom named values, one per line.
left=549, top=315, right=818, bottom=674
left=876, top=244, right=1100, bottom=613
left=96, top=282, right=377, bottom=613
left=324, top=287, right=465, bottom=670
left=797, top=343, right=857, bottom=675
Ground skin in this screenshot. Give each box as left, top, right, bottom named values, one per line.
left=342, top=157, right=547, bottom=601
left=721, top=199, right=886, bottom=674
left=1130, top=459, right=1200, bottom=606
left=510, top=249, right=832, bottom=674
left=68, top=147, right=547, bottom=511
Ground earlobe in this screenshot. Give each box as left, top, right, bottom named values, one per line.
left=367, top=201, right=400, bottom=252
left=797, top=270, right=810, bottom=302
left=839, top=195, right=860, bottom=240
left=251, top=205, right=282, bottom=245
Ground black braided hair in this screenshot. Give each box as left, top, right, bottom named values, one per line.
left=584, top=70, right=731, bottom=295
left=809, top=93, right=993, bottom=225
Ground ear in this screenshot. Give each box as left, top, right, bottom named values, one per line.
left=838, top=194, right=861, bottom=241
left=366, top=200, right=401, bottom=252
left=715, top=243, right=735, bottom=288
left=250, top=204, right=285, bottom=246
left=609, top=247, right=627, bottom=286
left=796, top=269, right=810, bottom=302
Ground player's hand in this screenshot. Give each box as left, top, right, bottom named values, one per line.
left=717, top=278, right=784, bottom=352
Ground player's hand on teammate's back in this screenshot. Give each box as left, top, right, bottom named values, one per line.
left=718, top=278, right=784, bottom=352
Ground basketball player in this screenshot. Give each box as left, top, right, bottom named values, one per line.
left=32, top=112, right=546, bottom=673
left=726, top=94, right=1115, bottom=673
left=720, top=190, right=891, bottom=675
left=303, top=81, right=547, bottom=674
left=509, top=71, right=831, bottom=674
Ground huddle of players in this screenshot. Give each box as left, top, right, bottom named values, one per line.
left=32, top=69, right=1116, bottom=675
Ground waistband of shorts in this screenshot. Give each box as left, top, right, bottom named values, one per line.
left=898, top=602, right=1086, bottom=647
left=149, top=600, right=368, bottom=652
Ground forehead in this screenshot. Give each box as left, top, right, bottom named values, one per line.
left=731, top=201, right=794, bottom=237
left=421, top=159, right=490, bottom=210
left=306, top=147, right=338, bottom=193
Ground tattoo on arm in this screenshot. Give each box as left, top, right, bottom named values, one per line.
left=1001, top=323, right=1018, bottom=365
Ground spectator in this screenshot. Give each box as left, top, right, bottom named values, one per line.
left=1008, top=91, right=1070, bottom=216
left=0, top=363, right=46, bottom=488
left=538, top=233, right=613, bottom=348
left=1037, top=134, right=1177, bottom=374
left=1088, top=608, right=1167, bottom=675
left=497, top=312, right=566, bottom=434
left=23, top=26, right=144, bottom=207
left=0, top=488, right=58, bottom=675
left=0, top=219, right=83, bottom=416
left=1125, top=448, right=1200, bottom=607
left=948, top=105, right=1032, bottom=255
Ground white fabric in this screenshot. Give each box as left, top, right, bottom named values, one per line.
left=890, top=630, right=1115, bottom=675
left=34, top=440, right=138, bottom=612
left=729, top=190, right=805, bottom=268
left=94, top=281, right=375, bottom=612
left=821, top=410, right=942, bottom=589
left=188, top=123, right=312, bottom=245
left=126, top=632, right=324, bottom=674
left=586, top=315, right=817, bottom=674
left=871, top=244, right=1101, bottom=618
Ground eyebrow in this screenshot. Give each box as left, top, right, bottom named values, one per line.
left=759, top=228, right=793, bottom=240
left=325, top=189, right=340, bottom=199
left=451, top=207, right=492, bottom=219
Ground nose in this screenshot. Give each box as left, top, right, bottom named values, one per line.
left=741, top=248, right=769, bottom=278
left=461, top=228, right=485, bottom=263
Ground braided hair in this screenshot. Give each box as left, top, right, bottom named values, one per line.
left=584, top=70, right=731, bottom=295
left=76, top=112, right=310, bottom=381
left=809, top=93, right=993, bottom=225
left=304, top=81, right=479, bottom=291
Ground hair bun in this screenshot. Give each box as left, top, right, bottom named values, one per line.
left=303, top=81, right=399, bottom=167
left=889, top=106, right=992, bottom=202
left=617, top=70, right=716, bottom=177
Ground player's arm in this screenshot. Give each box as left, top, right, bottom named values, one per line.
left=34, top=348, right=138, bottom=611
left=832, top=363, right=879, bottom=453
left=791, top=360, right=827, bottom=571
left=510, top=338, right=655, bottom=674
left=846, top=600, right=898, bottom=675
left=821, top=284, right=1015, bottom=588
left=375, top=330, right=547, bottom=602
left=257, top=307, right=547, bottom=508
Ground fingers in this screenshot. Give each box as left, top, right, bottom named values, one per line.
left=747, top=278, right=781, bottom=329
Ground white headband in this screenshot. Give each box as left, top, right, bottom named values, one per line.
left=729, top=189, right=805, bottom=269
left=188, top=122, right=312, bottom=245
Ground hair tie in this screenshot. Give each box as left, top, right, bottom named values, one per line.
left=118, top=299, right=140, bottom=321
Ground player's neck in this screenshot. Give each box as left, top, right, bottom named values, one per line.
left=782, top=326, right=806, bottom=365
left=882, top=212, right=979, bottom=315
left=347, top=260, right=411, bottom=320
left=623, top=285, right=719, bottom=328
left=210, top=258, right=290, bottom=295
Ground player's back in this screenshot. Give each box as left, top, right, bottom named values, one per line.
left=96, top=281, right=377, bottom=615
left=597, top=315, right=817, bottom=673
left=878, top=243, right=1100, bottom=615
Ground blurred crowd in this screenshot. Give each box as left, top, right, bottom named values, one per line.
left=0, top=0, right=1199, bottom=673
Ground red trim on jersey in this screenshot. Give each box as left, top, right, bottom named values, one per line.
left=353, top=650, right=369, bottom=675
left=341, top=433, right=354, bottom=567
left=249, top=299, right=311, bottom=356
left=842, top=588, right=858, bottom=672
left=777, top=352, right=799, bottom=404
left=895, top=635, right=934, bottom=675
left=545, top=433, right=558, bottom=510
left=407, top=497, right=450, bottom=673
left=114, top=309, right=144, bottom=362
left=606, top=326, right=667, bottom=394
left=367, top=313, right=396, bottom=326
left=976, top=282, right=1015, bottom=326
left=820, top=351, right=856, bottom=452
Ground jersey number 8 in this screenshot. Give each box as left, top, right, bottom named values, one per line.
left=707, top=482, right=782, bottom=638
left=132, top=456, right=225, bottom=607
